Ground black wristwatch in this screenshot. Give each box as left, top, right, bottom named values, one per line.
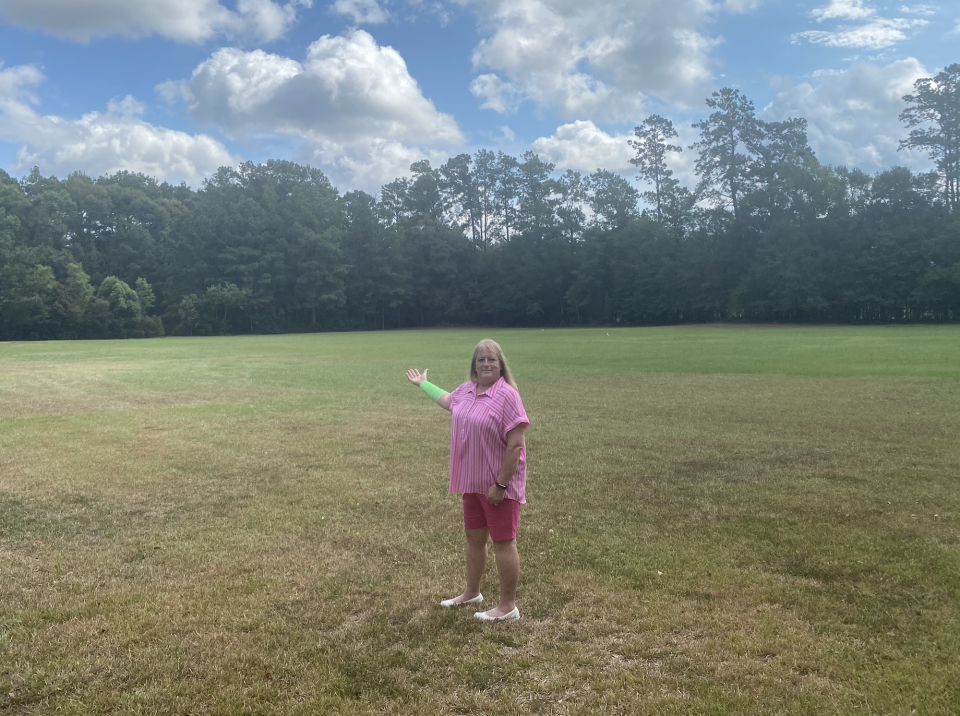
left=494, top=480, right=508, bottom=490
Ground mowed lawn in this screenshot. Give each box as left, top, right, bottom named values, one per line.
left=1, top=326, right=959, bottom=715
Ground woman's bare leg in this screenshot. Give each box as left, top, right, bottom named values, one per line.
left=486, top=538, right=519, bottom=616
left=447, top=527, right=488, bottom=603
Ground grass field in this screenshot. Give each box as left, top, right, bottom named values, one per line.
left=1, top=325, right=959, bottom=715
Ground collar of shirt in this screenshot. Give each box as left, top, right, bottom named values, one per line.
left=471, top=376, right=504, bottom=398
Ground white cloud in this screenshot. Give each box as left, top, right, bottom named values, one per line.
left=797, top=2, right=930, bottom=50
left=303, top=137, right=451, bottom=192
left=0, top=0, right=310, bottom=43
left=811, top=0, right=874, bottom=22
left=721, top=0, right=766, bottom=11
left=238, top=0, right=311, bottom=40
left=106, top=95, right=146, bottom=117
left=898, top=4, right=936, bottom=16
left=531, top=120, right=633, bottom=172
left=0, top=63, right=237, bottom=185
left=158, top=49, right=302, bottom=123
left=808, top=68, right=845, bottom=78
left=762, top=58, right=932, bottom=172
left=160, top=30, right=463, bottom=145
left=470, top=74, right=523, bottom=113
left=0, top=62, right=43, bottom=99
left=462, top=0, right=726, bottom=121
left=531, top=118, right=700, bottom=189
left=792, top=17, right=927, bottom=49
left=331, top=0, right=389, bottom=23
left=157, top=30, right=464, bottom=189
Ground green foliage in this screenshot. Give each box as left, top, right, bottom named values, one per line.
left=588, top=169, right=640, bottom=231
left=0, top=260, right=58, bottom=336
left=95, top=275, right=163, bottom=338
left=174, top=292, right=202, bottom=335
left=3, top=76, right=960, bottom=341
left=204, top=282, right=251, bottom=335
left=97, top=276, right=142, bottom=336
left=134, top=277, right=156, bottom=310
left=54, top=263, right=97, bottom=338
left=899, top=63, right=960, bottom=211
left=630, top=114, right=682, bottom=223
left=172, top=283, right=252, bottom=336
left=691, top=88, right=759, bottom=221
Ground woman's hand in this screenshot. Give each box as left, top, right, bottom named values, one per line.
left=486, top=483, right=506, bottom=506
left=487, top=425, right=525, bottom=505
left=406, top=368, right=428, bottom=386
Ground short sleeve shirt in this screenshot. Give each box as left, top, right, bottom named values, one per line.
left=448, top=377, right=530, bottom=503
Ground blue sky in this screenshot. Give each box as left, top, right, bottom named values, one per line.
left=0, top=0, right=956, bottom=193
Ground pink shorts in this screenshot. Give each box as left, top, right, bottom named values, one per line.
left=462, top=493, right=520, bottom=541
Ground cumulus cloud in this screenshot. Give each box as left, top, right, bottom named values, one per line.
left=0, top=63, right=237, bottom=185
left=762, top=58, right=932, bottom=172
left=530, top=120, right=634, bottom=172
left=159, top=29, right=463, bottom=145
left=470, top=74, right=524, bottom=113
left=721, top=0, right=766, bottom=11
left=0, top=62, right=43, bottom=99
left=303, top=137, right=452, bottom=192
left=793, top=17, right=927, bottom=49
left=462, top=0, right=728, bottom=120
left=0, top=0, right=310, bottom=43
left=330, top=0, right=389, bottom=23
left=531, top=118, right=699, bottom=189
left=156, top=29, right=464, bottom=190
left=810, top=0, right=874, bottom=22
left=106, top=95, right=146, bottom=116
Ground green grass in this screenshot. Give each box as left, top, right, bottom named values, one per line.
left=2, top=326, right=959, bottom=715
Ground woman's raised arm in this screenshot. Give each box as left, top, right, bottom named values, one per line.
left=406, top=368, right=452, bottom=411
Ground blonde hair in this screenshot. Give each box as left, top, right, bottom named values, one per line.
left=469, top=339, right=518, bottom=390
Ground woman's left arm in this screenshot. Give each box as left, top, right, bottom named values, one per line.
left=486, top=424, right=527, bottom=506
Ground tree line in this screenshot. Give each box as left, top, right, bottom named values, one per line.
left=1, top=65, right=958, bottom=340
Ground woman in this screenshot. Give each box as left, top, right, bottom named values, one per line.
left=406, top=339, right=529, bottom=622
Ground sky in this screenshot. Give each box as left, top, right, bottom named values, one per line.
left=0, top=0, right=956, bottom=194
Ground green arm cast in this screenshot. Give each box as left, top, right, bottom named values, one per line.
left=420, top=381, right=446, bottom=402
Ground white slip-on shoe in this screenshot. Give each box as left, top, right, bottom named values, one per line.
left=440, top=593, right=483, bottom=608
left=474, top=607, right=520, bottom=622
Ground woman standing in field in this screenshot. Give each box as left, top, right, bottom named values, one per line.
left=406, top=339, right=529, bottom=622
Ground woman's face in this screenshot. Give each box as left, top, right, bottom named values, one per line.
left=475, top=347, right=501, bottom=385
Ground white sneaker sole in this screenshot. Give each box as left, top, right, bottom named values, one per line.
left=440, top=593, right=483, bottom=608
left=474, top=607, right=520, bottom=621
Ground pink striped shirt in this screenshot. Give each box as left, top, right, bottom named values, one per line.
left=448, top=377, right=530, bottom=503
